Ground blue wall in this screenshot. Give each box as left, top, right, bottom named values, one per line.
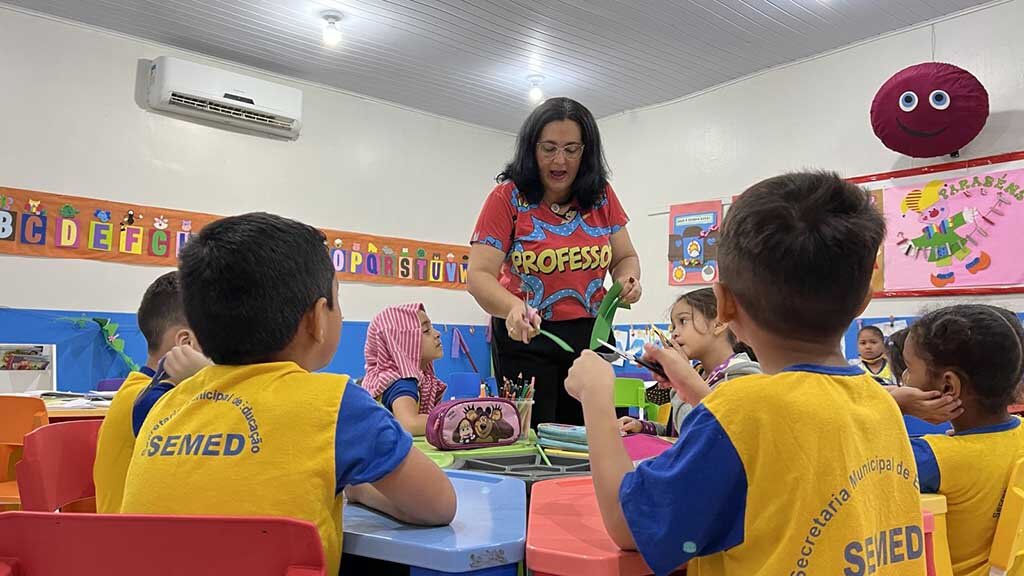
left=843, top=312, right=1024, bottom=359
left=0, top=307, right=491, bottom=393
left=5, top=306, right=1021, bottom=392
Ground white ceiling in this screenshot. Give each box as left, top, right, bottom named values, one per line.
left=4, top=0, right=995, bottom=132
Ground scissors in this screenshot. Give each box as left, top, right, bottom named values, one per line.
left=596, top=339, right=667, bottom=379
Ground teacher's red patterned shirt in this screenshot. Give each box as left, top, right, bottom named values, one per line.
left=471, top=181, right=629, bottom=321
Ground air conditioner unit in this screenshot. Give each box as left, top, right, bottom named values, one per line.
left=147, top=56, right=303, bottom=140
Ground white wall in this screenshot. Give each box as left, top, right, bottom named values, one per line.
left=599, top=0, right=1024, bottom=324
left=0, top=6, right=511, bottom=323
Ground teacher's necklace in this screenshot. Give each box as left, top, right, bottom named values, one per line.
left=547, top=197, right=575, bottom=221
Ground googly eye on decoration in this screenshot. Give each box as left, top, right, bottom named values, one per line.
left=899, top=91, right=918, bottom=112
left=929, top=90, right=950, bottom=110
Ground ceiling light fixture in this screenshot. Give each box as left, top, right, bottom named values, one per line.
left=527, top=74, right=545, bottom=104
left=321, top=11, right=344, bottom=47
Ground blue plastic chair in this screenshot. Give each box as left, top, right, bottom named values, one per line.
left=445, top=372, right=485, bottom=400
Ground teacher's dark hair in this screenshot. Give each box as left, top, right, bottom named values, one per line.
left=497, top=97, right=610, bottom=211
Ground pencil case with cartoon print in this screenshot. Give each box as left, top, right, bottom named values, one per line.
left=425, top=397, right=521, bottom=451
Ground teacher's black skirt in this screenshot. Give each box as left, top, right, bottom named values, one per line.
left=490, top=316, right=615, bottom=427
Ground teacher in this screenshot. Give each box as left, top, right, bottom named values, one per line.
left=467, top=97, right=641, bottom=426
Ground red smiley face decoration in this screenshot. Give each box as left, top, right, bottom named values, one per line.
left=870, top=62, right=988, bottom=158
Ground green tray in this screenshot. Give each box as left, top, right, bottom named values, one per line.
left=413, top=429, right=538, bottom=459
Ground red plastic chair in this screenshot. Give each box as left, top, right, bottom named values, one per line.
left=0, top=511, right=325, bottom=575
left=16, top=420, right=102, bottom=512
left=0, top=397, right=48, bottom=507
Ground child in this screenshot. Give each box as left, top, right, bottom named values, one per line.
left=93, top=271, right=206, bottom=513
left=361, top=303, right=447, bottom=435
left=906, top=304, right=1024, bottom=576
left=617, top=288, right=760, bottom=437
left=565, top=172, right=925, bottom=575
left=854, top=325, right=895, bottom=384
left=886, top=328, right=909, bottom=385
left=885, top=326, right=964, bottom=425
left=121, top=213, right=456, bottom=575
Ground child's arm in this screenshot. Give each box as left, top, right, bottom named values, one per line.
left=345, top=448, right=456, bottom=525
left=381, top=378, right=427, bottom=436
left=336, top=383, right=456, bottom=526
left=566, top=351, right=637, bottom=549
left=910, top=437, right=940, bottom=493
left=390, top=397, right=428, bottom=436
left=567, top=351, right=750, bottom=574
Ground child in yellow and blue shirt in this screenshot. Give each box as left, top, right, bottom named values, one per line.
left=120, top=212, right=456, bottom=575
left=905, top=304, right=1024, bottom=576
left=854, top=324, right=896, bottom=385
left=565, top=172, right=925, bottom=576
left=93, top=271, right=205, bottom=513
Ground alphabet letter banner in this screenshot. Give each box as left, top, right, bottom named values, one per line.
left=0, top=187, right=470, bottom=290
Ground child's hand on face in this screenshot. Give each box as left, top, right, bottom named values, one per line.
left=565, top=350, right=615, bottom=404
left=641, top=343, right=709, bottom=405
left=887, top=386, right=964, bottom=424
left=618, top=416, right=643, bottom=435
left=162, top=345, right=212, bottom=384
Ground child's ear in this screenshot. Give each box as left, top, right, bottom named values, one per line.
left=713, top=283, right=737, bottom=324
left=712, top=320, right=731, bottom=337
left=308, top=297, right=331, bottom=344
left=941, top=370, right=963, bottom=399
left=173, top=327, right=195, bottom=349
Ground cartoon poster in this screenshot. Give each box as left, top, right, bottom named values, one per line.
left=668, top=200, right=722, bottom=286
left=882, top=168, right=1024, bottom=291
left=0, top=186, right=470, bottom=290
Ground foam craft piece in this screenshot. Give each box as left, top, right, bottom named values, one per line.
left=589, top=281, right=631, bottom=350
left=871, top=62, right=989, bottom=158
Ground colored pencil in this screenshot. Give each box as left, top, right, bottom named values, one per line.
left=537, top=444, right=552, bottom=466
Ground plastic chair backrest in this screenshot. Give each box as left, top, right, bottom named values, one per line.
left=0, top=397, right=48, bottom=444
left=989, top=458, right=1024, bottom=575
left=0, top=396, right=48, bottom=483
left=657, top=403, right=673, bottom=426
left=0, top=511, right=325, bottom=575
left=446, top=372, right=484, bottom=399
left=613, top=378, right=645, bottom=409
left=16, top=420, right=102, bottom=512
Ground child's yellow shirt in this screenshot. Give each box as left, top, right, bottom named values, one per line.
left=620, top=364, right=925, bottom=576
left=93, top=367, right=155, bottom=513
left=913, top=418, right=1024, bottom=576
left=120, top=362, right=413, bottom=576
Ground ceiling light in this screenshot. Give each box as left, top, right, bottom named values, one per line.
left=527, top=74, right=545, bottom=104
left=321, top=11, right=344, bottom=47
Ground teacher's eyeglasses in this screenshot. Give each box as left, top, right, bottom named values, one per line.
left=536, top=141, right=584, bottom=161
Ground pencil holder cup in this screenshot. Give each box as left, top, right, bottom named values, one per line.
left=513, top=399, right=535, bottom=442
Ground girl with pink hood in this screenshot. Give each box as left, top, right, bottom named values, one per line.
left=361, top=303, right=447, bottom=435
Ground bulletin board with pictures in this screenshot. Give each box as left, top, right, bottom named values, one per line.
left=668, top=151, right=1024, bottom=297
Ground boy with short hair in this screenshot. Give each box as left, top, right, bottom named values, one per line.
left=121, top=212, right=455, bottom=575
left=566, top=172, right=925, bottom=575
left=94, top=271, right=202, bottom=513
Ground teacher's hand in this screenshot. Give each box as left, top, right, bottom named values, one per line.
left=506, top=301, right=541, bottom=344
left=616, top=276, right=642, bottom=305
